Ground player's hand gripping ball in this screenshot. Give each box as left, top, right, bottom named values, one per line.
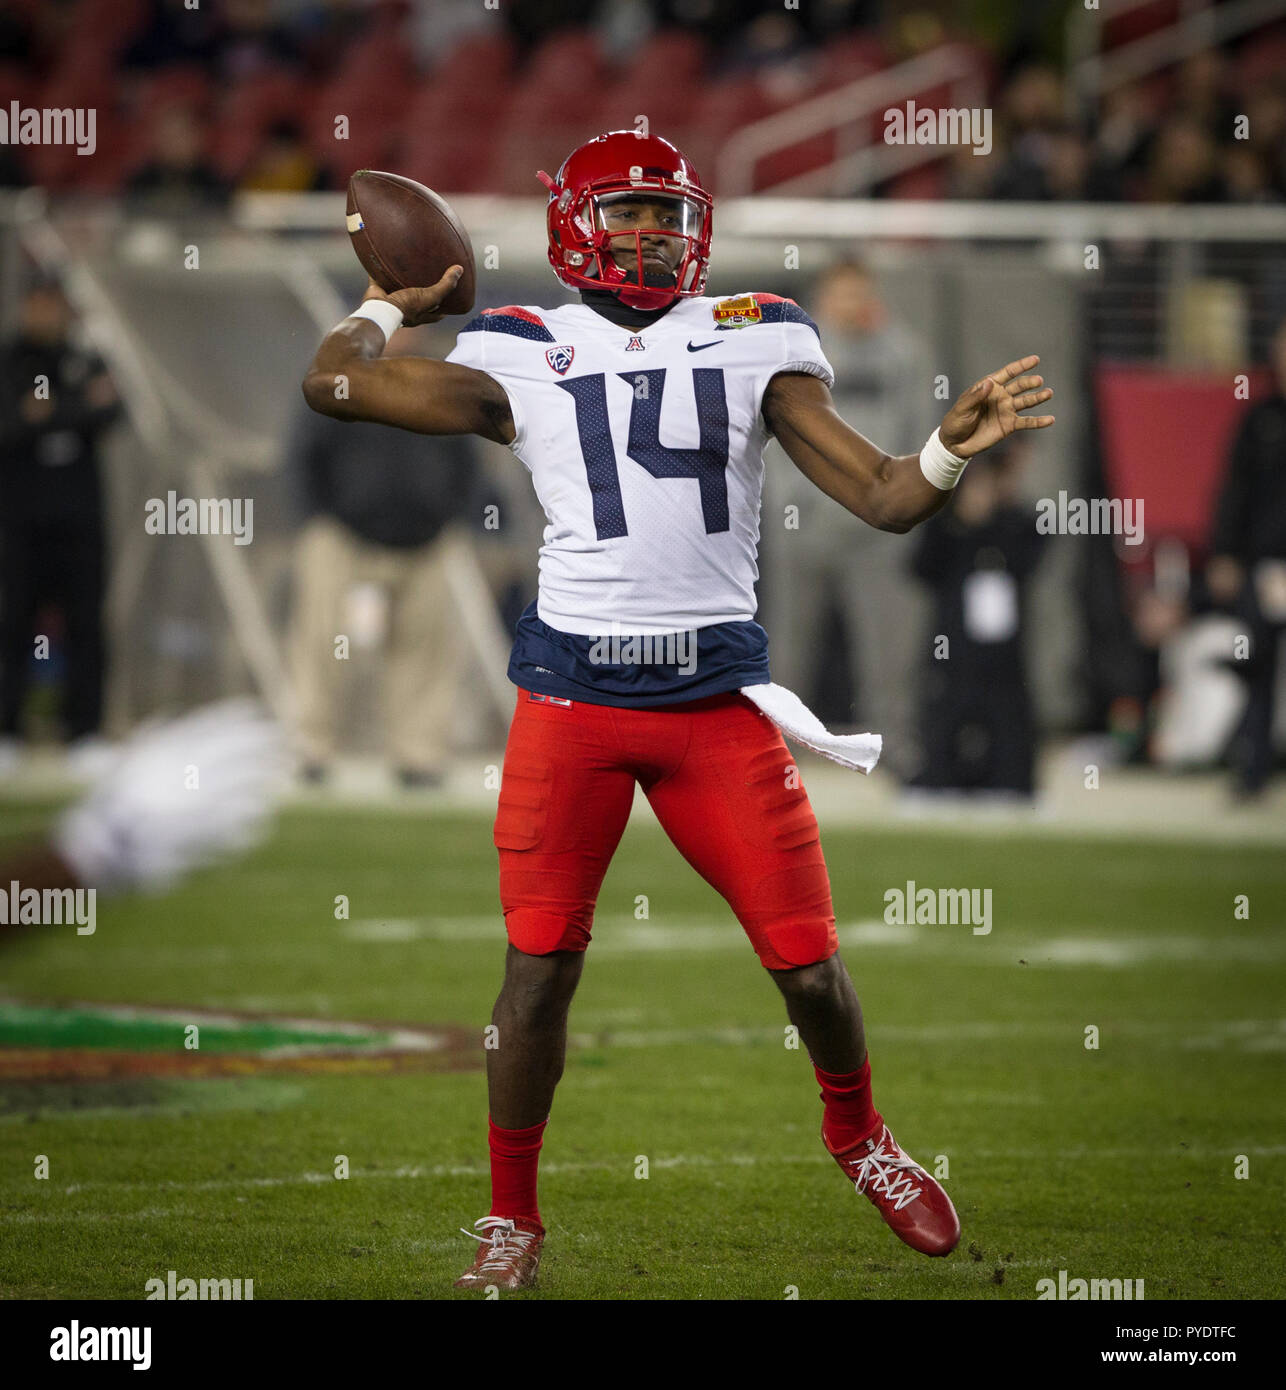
left=346, top=169, right=476, bottom=322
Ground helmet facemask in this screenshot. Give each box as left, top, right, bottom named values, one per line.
left=540, top=133, right=714, bottom=310
left=584, top=192, right=707, bottom=307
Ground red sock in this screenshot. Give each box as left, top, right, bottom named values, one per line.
left=488, top=1116, right=546, bottom=1227
left=815, top=1058, right=882, bottom=1153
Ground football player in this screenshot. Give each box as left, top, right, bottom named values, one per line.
left=302, top=131, right=1055, bottom=1291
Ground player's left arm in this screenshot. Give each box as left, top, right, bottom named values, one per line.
left=763, top=354, right=1054, bottom=533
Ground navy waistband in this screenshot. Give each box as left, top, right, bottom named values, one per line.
left=507, top=601, right=771, bottom=709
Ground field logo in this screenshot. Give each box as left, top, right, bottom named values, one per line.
left=883, top=881, right=992, bottom=935
left=145, top=1271, right=254, bottom=1300
left=546, top=345, right=575, bottom=375
left=0, top=879, right=95, bottom=935
left=1036, top=492, right=1144, bottom=545
left=883, top=101, right=992, bottom=157
left=50, top=1323, right=151, bottom=1370
left=713, top=295, right=762, bottom=328
left=1036, top=1269, right=1144, bottom=1300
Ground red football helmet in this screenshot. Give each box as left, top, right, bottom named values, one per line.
left=537, top=131, right=713, bottom=311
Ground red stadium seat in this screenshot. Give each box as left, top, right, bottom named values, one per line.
left=491, top=33, right=612, bottom=194
left=819, top=32, right=889, bottom=88
left=130, top=65, right=213, bottom=120
left=433, top=31, right=517, bottom=87
left=0, top=62, right=37, bottom=111
left=335, top=31, right=418, bottom=90
left=396, top=127, right=497, bottom=195
left=625, top=28, right=707, bottom=87
left=667, top=77, right=778, bottom=192
left=206, top=69, right=306, bottom=181
left=1235, top=27, right=1286, bottom=90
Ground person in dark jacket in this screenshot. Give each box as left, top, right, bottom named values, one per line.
left=907, top=439, right=1048, bottom=799
left=1206, top=318, right=1286, bottom=798
left=287, top=326, right=475, bottom=786
left=0, top=282, right=119, bottom=771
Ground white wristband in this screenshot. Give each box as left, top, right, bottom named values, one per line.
left=346, top=299, right=404, bottom=344
left=919, top=427, right=969, bottom=490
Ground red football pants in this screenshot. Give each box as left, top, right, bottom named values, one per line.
left=494, top=688, right=838, bottom=971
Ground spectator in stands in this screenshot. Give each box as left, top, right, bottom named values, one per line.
left=1241, top=79, right=1286, bottom=200
left=1206, top=316, right=1286, bottom=799
left=218, top=0, right=301, bottom=84
left=237, top=119, right=325, bottom=193
left=1142, top=115, right=1225, bottom=203
left=126, top=106, right=230, bottom=214
left=907, top=439, right=1048, bottom=800
left=1175, top=49, right=1238, bottom=141
left=717, top=10, right=811, bottom=86
left=0, top=282, right=120, bottom=777
left=503, top=0, right=600, bottom=52
left=0, top=0, right=33, bottom=65
left=1086, top=81, right=1157, bottom=201
left=123, top=0, right=222, bottom=72
left=409, top=0, right=500, bottom=64
left=762, top=258, right=929, bottom=778
left=991, top=121, right=1090, bottom=200
left=286, top=326, right=476, bottom=789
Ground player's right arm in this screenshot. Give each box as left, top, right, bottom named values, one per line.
left=301, top=268, right=515, bottom=445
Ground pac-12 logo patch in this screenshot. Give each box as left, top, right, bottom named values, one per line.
left=712, top=295, right=762, bottom=328
left=545, top=345, right=575, bottom=375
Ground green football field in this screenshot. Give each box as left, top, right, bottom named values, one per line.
left=1, top=798, right=1283, bottom=1301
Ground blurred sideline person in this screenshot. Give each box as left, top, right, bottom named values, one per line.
left=907, top=440, right=1048, bottom=800
left=287, top=325, right=474, bottom=787
left=0, top=282, right=120, bottom=777
left=762, top=259, right=929, bottom=779
left=0, top=699, right=285, bottom=939
left=1207, top=316, right=1286, bottom=799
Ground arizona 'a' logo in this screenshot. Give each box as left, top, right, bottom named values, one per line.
left=625, top=335, right=646, bottom=351
left=545, top=345, right=575, bottom=375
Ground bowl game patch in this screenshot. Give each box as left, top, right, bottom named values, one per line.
left=712, top=294, right=762, bottom=328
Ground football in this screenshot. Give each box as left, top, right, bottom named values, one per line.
left=345, top=169, right=476, bottom=316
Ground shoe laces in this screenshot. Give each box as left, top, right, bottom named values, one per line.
left=845, top=1131, right=924, bottom=1211
left=460, top=1216, right=538, bottom=1271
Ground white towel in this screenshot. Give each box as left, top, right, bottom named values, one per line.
left=739, top=682, right=882, bottom=774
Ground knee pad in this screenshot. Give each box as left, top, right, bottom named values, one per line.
left=745, top=863, right=838, bottom=970
left=503, top=905, right=592, bottom=956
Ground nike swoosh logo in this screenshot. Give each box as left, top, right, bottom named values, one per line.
left=686, top=340, right=723, bottom=352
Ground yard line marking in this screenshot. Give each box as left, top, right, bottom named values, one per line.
left=5, top=1142, right=1286, bottom=1215
left=339, top=918, right=1286, bottom=966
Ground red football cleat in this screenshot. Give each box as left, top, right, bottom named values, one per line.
left=453, top=1216, right=545, bottom=1290
left=826, top=1122, right=960, bottom=1256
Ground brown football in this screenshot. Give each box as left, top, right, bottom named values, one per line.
left=345, top=170, right=476, bottom=316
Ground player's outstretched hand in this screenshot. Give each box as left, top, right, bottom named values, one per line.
left=361, top=267, right=465, bottom=326
left=938, top=354, right=1055, bottom=458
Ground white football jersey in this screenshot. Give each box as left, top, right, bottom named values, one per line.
left=446, top=292, right=834, bottom=636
